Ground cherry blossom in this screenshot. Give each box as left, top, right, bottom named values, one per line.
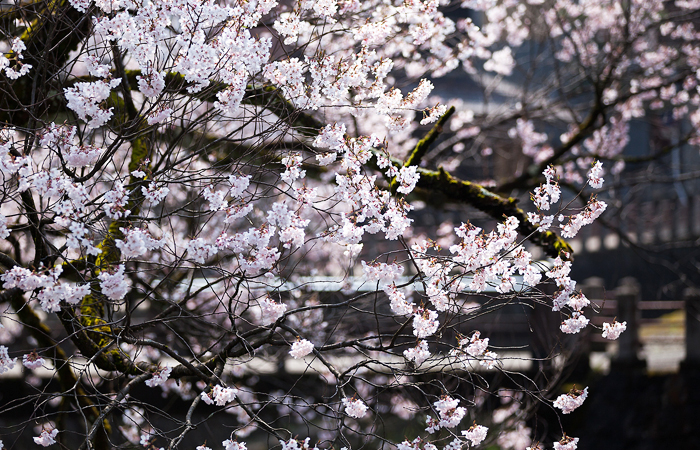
left=64, top=79, right=122, bottom=129
left=33, top=428, right=58, bottom=447
left=433, top=396, right=466, bottom=429
left=602, top=321, right=627, bottom=340
left=553, top=387, right=589, bottom=414
left=560, top=312, right=590, bottom=335
left=554, top=435, right=579, bottom=450
left=22, top=351, right=44, bottom=370
left=342, top=398, right=368, bottom=419
left=0, top=0, right=660, bottom=446
left=145, top=365, right=172, bottom=388
left=201, top=385, right=238, bottom=406
left=258, top=297, right=287, bottom=326
left=404, top=340, right=430, bottom=367
left=396, top=166, right=421, bottom=194
left=289, top=339, right=314, bottom=359
left=462, top=424, right=488, bottom=446
left=413, top=308, right=439, bottom=338
left=587, top=161, right=604, bottom=189
left=98, top=265, right=130, bottom=301
left=115, top=228, right=164, bottom=259
left=0, top=345, right=15, bottom=374
left=223, top=440, right=247, bottom=450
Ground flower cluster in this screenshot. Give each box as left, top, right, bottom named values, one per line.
left=451, top=331, right=500, bottom=370
left=602, top=320, right=627, bottom=340
left=258, top=297, right=287, bottom=326
left=222, top=440, right=247, bottom=450
left=1, top=265, right=90, bottom=312
left=201, top=385, right=238, bottom=406
left=413, top=308, right=439, bottom=338
left=0, top=345, right=16, bottom=374
left=22, top=351, right=45, bottom=370
left=98, top=264, right=130, bottom=301
left=145, top=365, right=172, bottom=388
left=553, top=387, right=588, bottom=414
left=432, top=396, right=466, bottom=429
left=554, top=435, right=580, bottom=450
left=115, top=227, right=164, bottom=259
left=0, top=37, right=32, bottom=79
left=462, top=424, right=489, bottom=446
left=342, top=397, right=368, bottom=419
left=289, top=339, right=314, bottom=359
left=64, top=79, right=122, bottom=129
left=34, top=428, right=58, bottom=447
left=403, top=340, right=430, bottom=367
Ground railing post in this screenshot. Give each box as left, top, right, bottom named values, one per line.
left=681, top=287, right=700, bottom=371
left=613, top=277, right=643, bottom=369
left=581, top=277, right=605, bottom=302
left=572, top=277, right=606, bottom=376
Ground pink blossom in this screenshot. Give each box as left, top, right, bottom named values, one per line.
left=587, top=161, right=604, bottom=189
left=413, top=308, right=439, bottom=338
left=22, top=352, right=44, bottom=370
left=259, top=297, right=287, bottom=325
left=462, top=424, right=488, bottom=446
left=433, top=396, right=466, bottom=429
left=145, top=365, right=172, bottom=387
left=0, top=345, right=16, bottom=374
left=396, top=166, right=420, bottom=194
left=201, top=384, right=238, bottom=406
left=466, top=331, right=489, bottom=357
left=223, top=440, right=247, bottom=450
left=554, top=435, right=579, bottom=450
left=98, top=264, right=130, bottom=301
left=420, top=104, right=448, bottom=125
left=33, top=428, right=58, bottom=447
left=553, top=387, right=588, bottom=414
left=289, top=339, right=314, bottom=359
left=342, top=397, right=368, bottom=419
left=602, top=321, right=627, bottom=340
left=484, top=47, right=515, bottom=75
left=64, top=79, right=121, bottom=129
left=560, top=312, right=589, bottom=334
left=403, top=340, right=430, bottom=366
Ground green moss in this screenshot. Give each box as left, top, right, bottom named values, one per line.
left=416, top=166, right=573, bottom=259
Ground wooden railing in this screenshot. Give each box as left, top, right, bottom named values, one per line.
left=580, top=276, right=700, bottom=371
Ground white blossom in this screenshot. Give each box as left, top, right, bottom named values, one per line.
left=484, top=47, right=515, bottom=75
left=0, top=345, right=16, bottom=373
left=553, top=387, right=588, bottom=414
left=602, top=320, right=627, bottom=340
left=289, top=339, right=314, bottom=359
left=403, top=340, right=430, bottom=366
left=98, top=264, right=130, bottom=301
left=433, top=396, right=466, bottom=429
left=64, top=79, right=122, bottom=128
left=342, top=397, right=368, bottom=419
left=560, top=312, right=589, bottom=334
left=201, top=384, right=238, bottom=406
left=396, top=166, right=420, bottom=194
left=142, top=182, right=169, bottom=204
left=22, top=352, right=45, bottom=370
left=587, top=161, right=604, bottom=189
left=222, top=440, right=247, bottom=450
left=413, top=308, right=439, bottom=338
left=461, top=424, right=488, bottom=446
left=259, top=297, right=287, bottom=325
left=145, top=365, right=172, bottom=387
left=33, top=428, right=58, bottom=447
left=554, top=436, right=579, bottom=450
left=115, top=227, right=164, bottom=259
